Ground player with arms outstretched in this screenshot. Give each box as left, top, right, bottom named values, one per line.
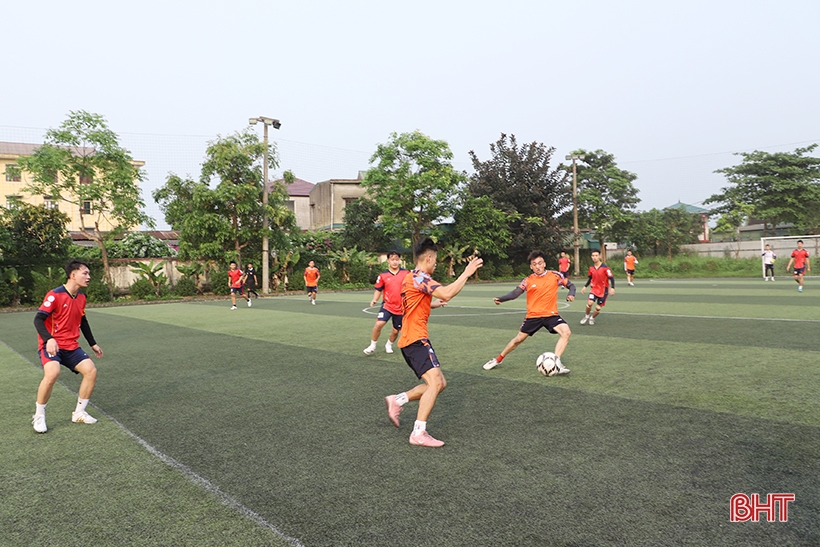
left=482, top=250, right=576, bottom=373
left=384, top=238, right=483, bottom=447
left=580, top=250, right=615, bottom=325
left=32, top=259, right=104, bottom=433
left=786, top=240, right=811, bottom=292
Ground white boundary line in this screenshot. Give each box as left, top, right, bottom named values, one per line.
left=4, top=341, right=304, bottom=547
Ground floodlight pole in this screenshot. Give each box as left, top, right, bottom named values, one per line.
left=249, top=116, right=282, bottom=295
left=566, top=154, right=585, bottom=277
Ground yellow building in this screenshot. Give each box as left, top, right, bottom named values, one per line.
left=0, top=141, right=145, bottom=232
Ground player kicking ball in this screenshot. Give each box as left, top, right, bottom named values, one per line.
left=580, top=250, right=614, bottom=325
left=482, top=250, right=575, bottom=374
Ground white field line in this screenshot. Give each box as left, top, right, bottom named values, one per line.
left=5, top=341, right=305, bottom=547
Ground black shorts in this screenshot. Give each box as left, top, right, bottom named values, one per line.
left=520, top=316, right=568, bottom=336
left=588, top=291, right=609, bottom=307
left=377, top=306, right=403, bottom=331
left=400, top=339, right=441, bottom=379
left=230, top=287, right=244, bottom=294
left=38, top=347, right=89, bottom=374
left=626, top=269, right=635, bottom=275
left=306, top=285, right=318, bottom=293
left=793, top=267, right=806, bottom=276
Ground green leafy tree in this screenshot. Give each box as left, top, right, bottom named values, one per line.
left=109, top=232, right=176, bottom=258
left=0, top=203, right=72, bottom=262
left=340, top=198, right=392, bottom=251
left=706, top=145, right=820, bottom=236
left=573, top=149, right=641, bottom=262
left=468, top=134, right=570, bottom=262
left=713, top=202, right=755, bottom=258
left=17, top=111, right=153, bottom=293
left=363, top=130, right=465, bottom=246
left=153, top=130, right=295, bottom=264
left=129, top=260, right=168, bottom=297
left=450, top=195, right=516, bottom=261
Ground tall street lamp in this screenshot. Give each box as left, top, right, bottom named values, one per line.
left=249, top=116, right=281, bottom=295
left=565, top=153, right=585, bottom=276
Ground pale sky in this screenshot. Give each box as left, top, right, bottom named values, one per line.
left=3, top=0, right=818, bottom=229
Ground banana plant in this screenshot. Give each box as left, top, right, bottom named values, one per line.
left=129, top=260, right=168, bottom=297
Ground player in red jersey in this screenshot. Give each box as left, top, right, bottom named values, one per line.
left=228, top=261, right=250, bottom=309
left=384, top=238, right=483, bottom=447
left=482, top=250, right=576, bottom=373
left=364, top=252, right=411, bottom=355
left=557, top=252, right=571, bottom=277
left=786, top=240, right=811, bottom=292
left=580, top=250, right=615, bottom=325
left=304, top=260, right=321, bottom=305
left=32, top=259, right=104, bottom=433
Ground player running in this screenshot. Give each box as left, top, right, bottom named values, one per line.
left=304, top=260, right=320, bottom=305
left=624, top=250, right=639, bottom=286
left=762, top=244, right=777, bottom=281
left=32, top=259, right=104, bottom=433
left=364, top=252, right=409, bottom=355
left=228, top=261, right=250, bottom=309
left=384, top=238, right=483, bottom=447
left=580, top=250, right=615, bottom=325
left=482, top=250, right=576, bottom=373
left=558, top=252, right=571, bottom=277
left=786, top=240, right=811, bottom=292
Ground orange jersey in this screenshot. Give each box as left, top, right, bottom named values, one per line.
left=304, top=267, right=320, bottom=286
left=518, top=270, right=570, bottom=318
left=398, top=269, right=441, bottom=348
left=624, top=255, right=638, bottom=269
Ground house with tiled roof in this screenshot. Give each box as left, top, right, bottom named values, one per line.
left=270, top=176, right=314, bottom=230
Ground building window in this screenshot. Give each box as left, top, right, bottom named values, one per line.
left=285, top=200, right=295, bottom=212
left=81, top=201, right=93, bottom=215
left=5, top=164, right=22, bottom=182
left=43, top=196, right=59, bottom=210
left=343, top=197, right=358, bottom=206
left=5, top=195, right=22, bottom=209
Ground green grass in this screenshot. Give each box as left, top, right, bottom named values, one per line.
left=2, top=278, right=819, bottom=546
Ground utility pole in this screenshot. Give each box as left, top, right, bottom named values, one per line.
left=249, top=116, right=281, bottom=294
left=566, top=153, right=585, bottom=276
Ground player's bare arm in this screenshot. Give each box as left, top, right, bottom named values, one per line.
left=432, top=257, right=483, bottom=301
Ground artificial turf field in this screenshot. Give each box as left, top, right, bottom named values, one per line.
left=2, top=278, right=819, bottom=547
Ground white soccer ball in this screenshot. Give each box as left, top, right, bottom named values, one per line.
left=536, top=352, right=559, bottom=376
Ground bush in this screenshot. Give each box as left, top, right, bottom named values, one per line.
left=496, top=264, right=514, bottom=279
left=85, top=279, right=113, bottom=303
left=173, top=276, right=197, bottom=297
left=109, top=233, right=177, bottom=258
left=129, top=278, right=156, bottom=300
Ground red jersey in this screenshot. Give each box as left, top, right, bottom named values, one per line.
left=374, top=268, right=408, bottom=315
left=304, top=267, right=320, bottom=286
left=518, top=270, right=570, bottom=318
left=587, top=263, right=613, bottom=297
left=398, top=269, right=441, bottom=348
left=792, top=249, right=810, bottom=269
left=37, top=286, right=87, bottom=351
left=558, top=257, right=570, bottom=273
left=228, top=269, right=243, bottom=288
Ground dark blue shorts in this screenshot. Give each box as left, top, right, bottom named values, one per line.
left=520, top=316, right=567, bottom=336
left=400, top=339, right=441, bottom=379
left=38, top=347, right=90, bottom=374
left=588, top=291, right=609, bottom=307
left=793, top=267, right=806, bottom=276
left=306, top=285, right=318, bottom=293
left=230, top=287, right=244, bottom=294
left=376, top=306, right=403, bottom=330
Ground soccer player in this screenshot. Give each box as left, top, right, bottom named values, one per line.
left=762, top=244, right=777, bottom=281
left=364, top=251, right=408, bottom=355
left=786, top=240, right=811, bottom=292
left=244, top=262, right=259, bottom=298
left=557, top=252, right=571, bottom=278
left=304, top=260, right=320, bottom=305
left=482, top=250, right=576, bottom=373
left=624, top=250, right=639, bottom=286
left=580, top=250, right=615, bottom=325
left=32, top=259, right=104, bottom=433
left=384, top=238, right=483, bottom=447
left=228, top=261, right=250, bottom=309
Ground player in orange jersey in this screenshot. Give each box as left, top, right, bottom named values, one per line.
left=304, top=260, right=321, bottom=304
left=786, top=240, right=811, bottom=292
left=482, top=250, right=576, bottom=373
left=623, top=250, right=639, bottom=286
left=580, top=250, right=615, bottom=325
left=384, top=238, right=483, bottom=447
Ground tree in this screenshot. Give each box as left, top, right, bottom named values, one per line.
left=713, top=202, right=755, bottom=258
left=340, top=198, right=392, bottom=251
left=0, top=203, right=72, bottom=262
left=706, top=145, right=820, bottom=236
left=450, top=195, right=516, bottom=260
left=153, top=130, right=295, bottom=265
left=468, top=134, right=570, bottom=262
left=18, top=111, right=153, bottom=293
left=362, top=131, right=465, bottom=246
left=628, top=208, right=700, bottom=258
left=573, top=149, right=640, bottom=261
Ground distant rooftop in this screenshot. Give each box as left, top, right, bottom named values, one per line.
left=271, top=177, right=314, bottom=197
left=664, top=201, right=710, bottom=214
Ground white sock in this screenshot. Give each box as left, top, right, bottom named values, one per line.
left=413, top=420, right=427, bottom=436
left=367, top=341, right=377, bottom=349
left=385, top=340, right=393, bottom=348
left=75, top=398, right=89, bottom=414
left=35, top=403, right=47, bottom=416
left=396, top=392, right=409, bottom=406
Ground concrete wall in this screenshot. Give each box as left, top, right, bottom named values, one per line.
left=108, top=259, right=214, bottom=292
